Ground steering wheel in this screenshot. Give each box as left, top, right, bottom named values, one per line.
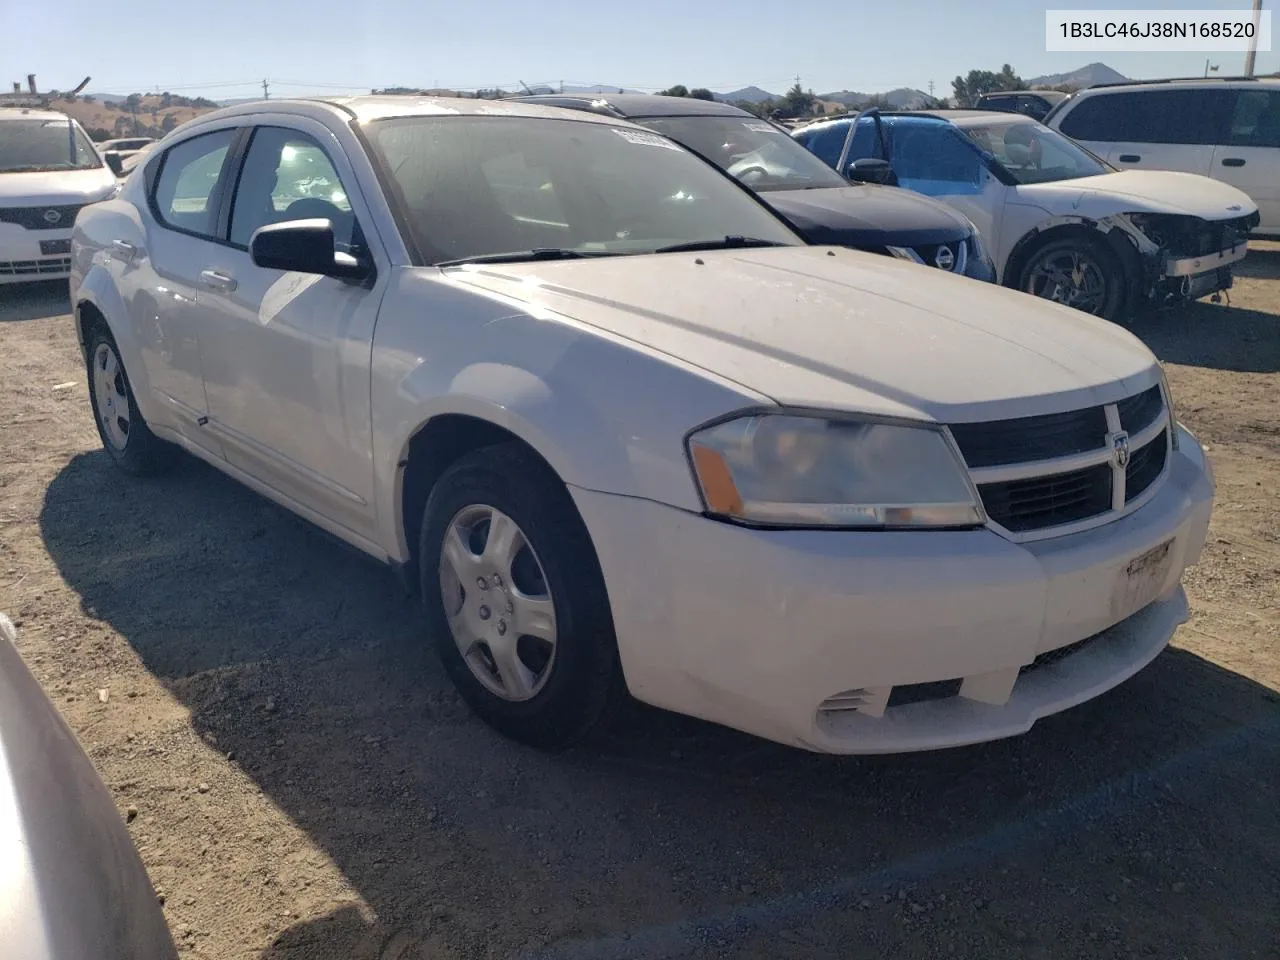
left=736, top=166, right=770, bottom=184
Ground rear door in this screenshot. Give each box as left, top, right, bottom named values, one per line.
left=1212, top=87, right=1280, bottom=234
left=124, top=126, right=241, bottom=456
left=1056, top=88, right=1228, bottom=176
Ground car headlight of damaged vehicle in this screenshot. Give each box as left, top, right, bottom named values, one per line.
left=687, top=413, right=985, bottom=529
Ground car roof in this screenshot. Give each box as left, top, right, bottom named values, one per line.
left=1075, top=76, right=1280, bottom=93
left=977, top=90, right=1067, bottom=100
left=190, top=95, right=638, bottom=127
left=0, top=107, right=73, bottom=123
left=509, top=93, right=753, bottom=119
left=799, top=109, right=1023, bottom=127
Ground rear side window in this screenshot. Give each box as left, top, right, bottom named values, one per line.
left=1227, top=89, right=1280, bottom=148
left=978, top=95, right=1017, bottom=113
left=1058, top=89, right=1229, bottom=145
left=152, top=129, right=236, bottom=238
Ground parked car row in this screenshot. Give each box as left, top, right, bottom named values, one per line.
left=793, top=98, right=1261, bottom=321
left=68, top=94, right=1215, bottom=758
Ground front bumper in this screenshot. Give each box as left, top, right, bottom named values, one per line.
left=0, top=224, right=73, bottom=283
left=572, top=427, right=1214, bottom=754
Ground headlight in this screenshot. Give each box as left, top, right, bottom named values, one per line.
left=1159, top=367, right=1179, bottom=450
left=686, top=412, right=984, bottom=529
left=966, top=221, right=986, bottom=261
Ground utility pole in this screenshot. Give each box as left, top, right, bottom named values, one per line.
left=1243, top=0, right=1263, bottom=76
left=262, top=78, right=270, bottom=100
left=928, top=80, right=935, bottom=100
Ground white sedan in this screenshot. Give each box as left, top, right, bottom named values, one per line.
left=72, top=96, right=1214, bottom=754
left=794, top=110, right=1259, bottom=321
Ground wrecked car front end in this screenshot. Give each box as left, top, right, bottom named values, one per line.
left=1121, top=210, right=1258, bottom=306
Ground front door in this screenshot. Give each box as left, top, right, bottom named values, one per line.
left=1212, top=88, right=1280, bottom=235
left=192, top=121, right=386, bottom=543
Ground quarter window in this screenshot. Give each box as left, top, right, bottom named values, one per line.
left=229, top=127, right=356, bottom=249
left=152, top=129, right=236, bottom=237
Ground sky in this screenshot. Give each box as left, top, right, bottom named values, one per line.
left=1, top=0, right=1276, bottom=100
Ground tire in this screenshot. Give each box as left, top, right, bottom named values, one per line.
left=418, top=443, right=624, bottom=749
left=1018, top=236, right=1126, bottom=322
left=84, top=323, right=173, bottom=476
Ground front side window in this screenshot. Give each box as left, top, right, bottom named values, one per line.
left=793, top=122, right=852, bottom=169
left=229, top=127, right=355, bottom=248
left=640, top=116, right=848, bottom=191
left=364, top=116, right=800, bottom=265
left=1227, top=90, right=1280, bottom=148
left=0, top=118, right=101, bottom=174
left=152, top=129, right=236, bottom=237
left=961, top=120, right=1109, bottom=184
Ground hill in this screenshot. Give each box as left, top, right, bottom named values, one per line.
left=55, top=93, right=219, bottom=140
left=1027, top=62, right=1127, bottom=89
left=714, top=86, right=779, bottom=104
left=819, top=87, right=933, bottom=109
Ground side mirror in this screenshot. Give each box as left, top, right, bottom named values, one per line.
left=103, top=153, right=124, bottom=177
left=249, top=219, right=369, bottom=281
left=846, top=158, right=897, bottom=186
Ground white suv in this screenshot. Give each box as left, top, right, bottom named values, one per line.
left=1045, top=78, right=1280, bottom=237
left=0, top=108, right=118, bottom=284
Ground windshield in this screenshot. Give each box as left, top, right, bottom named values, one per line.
left=960, top=119, right=1109, bottom=185
left=364, top=116, right=801, bottom=265
left=0, top=117, right=102, bottom=173
left=638, top=116, right=848, bottom=191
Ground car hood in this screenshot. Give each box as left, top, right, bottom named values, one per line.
left=762, top=184, right=974, bottom=247
left=442, top=246, right=1158, bottom=423
left=1017, top=170, right=1257, bottom=220
left=0, top=167, right=117, bottom=206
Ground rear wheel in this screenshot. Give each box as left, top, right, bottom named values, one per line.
left=1019, top=237, right=1126, bottom=322
left=85, top=324, right=172, bottom=475
left=418, top=443, right=624, bottom=749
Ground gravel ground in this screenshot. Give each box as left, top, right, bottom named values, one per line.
left=1, top=251, right=1278, bottom=960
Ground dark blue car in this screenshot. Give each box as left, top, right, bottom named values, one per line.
left=515, top=94, right=995, bottom=282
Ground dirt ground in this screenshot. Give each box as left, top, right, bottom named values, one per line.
left=1, top=252, right=1278, bottom=960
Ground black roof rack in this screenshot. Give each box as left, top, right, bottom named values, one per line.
left=1086, top=75, right=1263, bottom=89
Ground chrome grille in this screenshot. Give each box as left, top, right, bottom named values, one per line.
left=951, top=384, right=1172, bottom=538
left=887, top=239, right=969, bottom=274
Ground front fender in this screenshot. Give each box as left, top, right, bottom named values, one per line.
left=370, top=269, right=766, bottom=562
left=73, top=265, right=158, bottom=423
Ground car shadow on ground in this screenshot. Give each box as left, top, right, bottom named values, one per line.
left=1235, top=244, right=1280, bottom=281
left=0, top=281, right=71, bottom=323
left=38, top=452, right=1280, bottom=959
left=1129, top=299, right=1280, bottom=374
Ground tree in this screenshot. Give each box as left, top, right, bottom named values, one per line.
left=950, top=64, right=1024, bottom=107
left=688, top=87, right=715, bottom=101
left=658, top=84, right=689, bottom=98
left=732, top=99, right=770, bottom=118
left=124, top=93, right=142, bottom=112
left=161, top=113, right=179, bottom=133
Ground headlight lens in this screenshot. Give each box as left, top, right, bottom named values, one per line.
left=687, top=413, right=984, bottom=529
left=966, top=221, right=986, bottom=261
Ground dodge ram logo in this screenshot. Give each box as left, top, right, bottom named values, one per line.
left=42, top=209, right=62, bottom=224
left=1112, top=431, right=1130, bottom=470
left=934, top=245, right=956, bottom=271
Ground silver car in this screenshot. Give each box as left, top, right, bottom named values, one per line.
left=0, top=614, right=177, bottom=958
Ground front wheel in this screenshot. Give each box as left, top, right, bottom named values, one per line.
left=1019, top=238, right=1126, bottom=322
left=419, top=443, right=624, bottom=749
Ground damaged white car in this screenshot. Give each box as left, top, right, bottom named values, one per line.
left=72, top=97, right=1214, bottom=754
left=795, top=110, right=1259, bottom=321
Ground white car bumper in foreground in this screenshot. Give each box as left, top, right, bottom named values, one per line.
left=572, top=427, right=1214, bottom=754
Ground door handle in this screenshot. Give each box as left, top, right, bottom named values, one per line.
left=199, top=270, right=238, bottom=293
left=1221, top=157, right=1246, bottom=167
left=1117, top=154, right=1141, bottom=163
left=111, top=239, right=136, bottom=262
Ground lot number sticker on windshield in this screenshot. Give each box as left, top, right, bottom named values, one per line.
left=743, top=122, right=776, bottom=133
left=613, top=129, right=682, bottom=150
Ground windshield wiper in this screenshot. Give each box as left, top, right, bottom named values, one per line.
left=652, top=236, right=790, bottom=254
left=435, top=248, right=616, bottom=267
